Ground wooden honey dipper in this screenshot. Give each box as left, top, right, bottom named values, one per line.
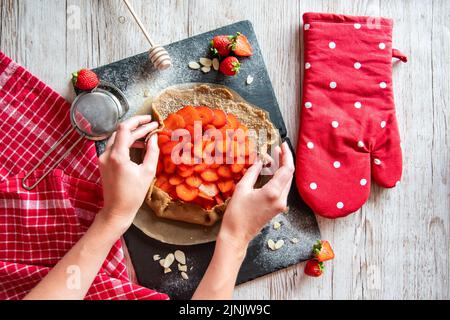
left=123, top=0, right=172, bottom=70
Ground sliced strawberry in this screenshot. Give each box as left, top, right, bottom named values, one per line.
left=164, top=114, right=185, bottom=130
left=159, top=128, right=173, bottom=137
left=161, top=141, right=179, bottom=156
left=178, top=167, right=194, bottom=178
left=217, top=165, right=233, bottom=179
left=313, top=240, right=335, bottom=262
left=199, top=183, right=219, bottom=198
left=231, top=33, right=253, bottom=57
left=177, top=106, right=201, bottom=126
left=159, top=181, right=173, bottom=194
left=217, top=180, right=235, bottom=193
left=163, top=156, right=176, bottom=174
left=230, top=163, right=245, bottom=173
left=169, top=175, right=184, bottom=186
left=193, top=163, right=209, bottom=173
left=158, top=134, right=170, bottom=146
left=212, top=109, right=227, bottom=128
left=176, top=183, right=199, bottom=202
left=226, top=113, right=240, bottom=130
left=155, top=174, right=169, bottom=188
left=304, top=260, right=324, bottom=277
left=186, top=175, right=202, bottom=188
left=201, top=169, right=219, bottom=182
left=196, top=106, right=215, bottom=126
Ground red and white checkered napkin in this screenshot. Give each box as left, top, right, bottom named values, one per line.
left=0, top=51, right=168, bottom=300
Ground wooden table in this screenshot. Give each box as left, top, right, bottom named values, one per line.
left=1, top=0, right=448, bottom=300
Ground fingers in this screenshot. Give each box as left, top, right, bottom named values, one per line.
left=279, top=142, right=294, bottom=168
left=130, top=121, right=159, bottom=146
left=114, top=115, right=153, bottom=151
left=141, top=133, right=159, bottom=175
left=236, top=159, right=263, bottom=190
left=262, top=142, right=295, bottom=194
left=104, top=132, right=117, bottom=153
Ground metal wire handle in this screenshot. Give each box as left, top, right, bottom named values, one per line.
left=21, top=128, right=84, bottom=190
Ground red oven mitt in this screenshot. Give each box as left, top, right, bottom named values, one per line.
left=296, top=13, right=407, bottom=218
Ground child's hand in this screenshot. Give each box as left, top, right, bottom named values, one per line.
left=220, top=142, right=295, bottom=248
left=97, top=115, right=160, bottom=234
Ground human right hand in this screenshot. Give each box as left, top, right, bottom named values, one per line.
left=219, top=142, right=295, bottom=248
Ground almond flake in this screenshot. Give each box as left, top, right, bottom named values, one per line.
left=143, top=89, right=150, bottom=97
left=181, top=272, right=189, bottom=280
left=267, top=239, right=276, bottom=250
left=201, top=66, right=211, bottom=73
left=246, top=75, right=254, bottom=85
left=275, top=239, right=285, bottom=250
left=188, top=61, right=201, bottom=70
left=178, top=264, right=188, bottom=272
left=273, top=221, right=281, bottom=230
left=159, top=259, right=165, bottom=267
left=164, top=268, right=172, bottom=274
left=163, top=253, right=175, bottom=269
left=212, top=58, right=220, bottom=71
left=291, top=238, right=299, bottom=244
left=199, top=58, right=212, bottom=67
left=153, top=254, right=161, bottom=261
left=174, top=250, right=186, bottom=265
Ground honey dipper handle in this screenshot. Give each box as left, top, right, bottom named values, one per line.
left=123, top=0, right=155, bottom=47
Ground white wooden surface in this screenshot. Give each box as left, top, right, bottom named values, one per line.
left=1, top=0, right=448, bottom=300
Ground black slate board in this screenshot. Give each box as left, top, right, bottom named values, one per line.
left=90, top=21, right=321, bottom=300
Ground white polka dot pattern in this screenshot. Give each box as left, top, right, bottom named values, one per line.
left=297, top=13, right=404, bottom=219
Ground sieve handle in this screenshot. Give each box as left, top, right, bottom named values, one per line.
left=22, top=128, right=84, bottom=190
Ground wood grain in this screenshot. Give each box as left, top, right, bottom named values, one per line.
left=0, top=0, right=448, bottom=300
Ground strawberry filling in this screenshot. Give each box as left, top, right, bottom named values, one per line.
left=156, top=105, right=256, bottom=209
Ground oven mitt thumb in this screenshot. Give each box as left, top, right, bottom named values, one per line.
left=296, top=13, right=407, bottom=218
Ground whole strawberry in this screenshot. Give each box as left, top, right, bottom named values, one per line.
left=312, top=240, right=335, bottom=262
left=211, top=35, right=233, bottom=57
left=219, top=56, right=241, bottom=76
left=72, top=69, right=99, bottom=91
left=304, top=260, right=324, bottom=277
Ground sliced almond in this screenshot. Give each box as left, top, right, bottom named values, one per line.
left=159, top=259, right=165, bottom=267
left=153, top=254, right=161, bottom=261
left=274, top=239, right=285, bottom=250
left=178, top=264, right=188, bottom=272
left=164, top=268, right=172, bottom=274
left=246, top=75, right=254, bottom=85
left=267, top=239, right=276, bottom=250
left=174, top=250, right=186, bottom=265
left=212, top=58, right=220, bottom=71
left=199, top=58, right=212, bottom=67
left=163, top=253, right=175, bottom=269
left=188, top=61, right=201, bottom=70
left=291, top=238, right=299, bottom=244
left=181, top=272, right=189, bottom=280
left=273, top=221, right=281, bottom=230
left=143, top=89, right=150, bottom=97
left=201, top=66, right=211, bottom=74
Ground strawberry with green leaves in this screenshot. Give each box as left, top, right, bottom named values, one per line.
left=304, top=260, right=324, bottom=277
left=312, top=240, right=335, bottom=262
left=72, top=69, right=99, bottom=91
left=230, top=32, right=253, bottom=57
left=211, top=35, right=233, bottom=57
left=219, top=56, right=241, bottom=76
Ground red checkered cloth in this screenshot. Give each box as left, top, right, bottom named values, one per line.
left=0, top=51, right=168, bottom=300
